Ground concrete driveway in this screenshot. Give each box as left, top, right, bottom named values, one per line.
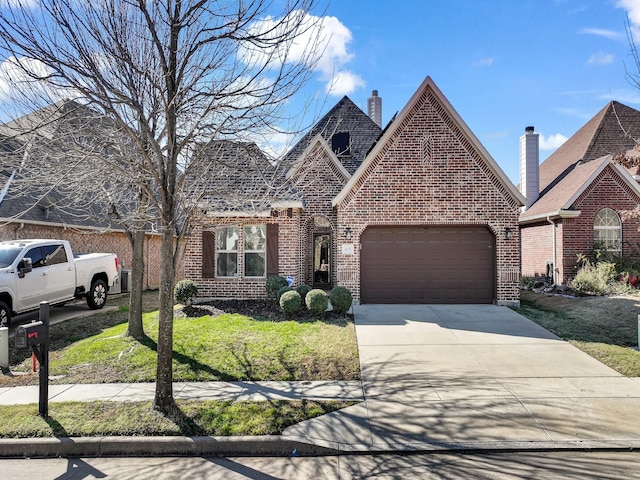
left=284, top=304, right=640, bottom=451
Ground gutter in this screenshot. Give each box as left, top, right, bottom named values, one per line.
left=519, top=209, right=581, bottom=226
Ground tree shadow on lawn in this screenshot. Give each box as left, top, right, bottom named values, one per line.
left=139, top=334, right=237, bottom=381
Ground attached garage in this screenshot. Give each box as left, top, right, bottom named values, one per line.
left=360, top=226, right=495, bottom=304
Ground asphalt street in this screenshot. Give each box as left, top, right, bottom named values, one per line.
left=0, top=451, right=638, bottom=479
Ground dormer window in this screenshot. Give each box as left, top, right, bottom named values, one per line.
left=331, top=132, right=350, bottom=156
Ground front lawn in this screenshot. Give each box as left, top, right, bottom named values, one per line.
left=4, top=298, right=360, bottom=385
left=517, top=290, right=640, bottom=376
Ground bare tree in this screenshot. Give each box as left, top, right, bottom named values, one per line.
left=0, top=0, right=323, bottom=415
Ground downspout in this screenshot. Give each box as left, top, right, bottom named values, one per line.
left=547, top=216, right=556, bottom=285
left=14, top=222, right=24, bottom=240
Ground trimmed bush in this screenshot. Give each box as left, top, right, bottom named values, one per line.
left=306, top=289, right=328, bottom=316
left=296, top=284, right=312, bottom=306
left=277, top=285, right=292, bottom=301
left=266, top=275, right=288, bottom=300
left=330, top=286, right=353, bottom=315
left=174, top=279, right=198, bottom=307
left=279, top=290, right=302, bottom=316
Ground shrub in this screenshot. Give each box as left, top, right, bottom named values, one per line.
left=174, top=279, right=198, bottom=307
left=306, top=289, right=328, bottom=316
left=277, top=285, right=292, bottom=301
left=296, top=284, right=312, bottom=306
left=570, top=260, right=618, bottom=295
left=265, top=275, right=288, bottom=300
left=330, top=286, right=353, bottom=315
left=279, top=290, right=302, bottom=316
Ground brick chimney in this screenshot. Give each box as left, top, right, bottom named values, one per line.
left=519, top=126, right=539, bottom=209
left=367, top=90, right=382, bottom=127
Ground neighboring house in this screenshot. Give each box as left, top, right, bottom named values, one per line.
left=520, top=101, right=640, bottom=285
left=186, top=76, right=524, bottom=306
left=0, top=101, right=163, bottom=289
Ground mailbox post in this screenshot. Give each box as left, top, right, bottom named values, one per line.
left=15, top=302, right=50, bottom=417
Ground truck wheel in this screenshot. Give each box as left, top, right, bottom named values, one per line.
left=87, top=280, right=107, bottom=310
left=0, top=302, right=10, bottom=328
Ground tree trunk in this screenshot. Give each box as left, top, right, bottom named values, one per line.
left=126, top=228, right=145, bottom=339
left=153, top=227, right=177, bottom=415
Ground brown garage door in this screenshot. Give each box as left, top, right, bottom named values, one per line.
left=360, top=226, right=495, bottom=304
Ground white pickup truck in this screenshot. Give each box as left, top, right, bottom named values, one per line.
left=0, top=239, right=120, bottom=327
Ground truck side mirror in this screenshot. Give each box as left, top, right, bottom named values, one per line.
left=15, top=321, right=47, bottom=348
left=18, top=257, right=32, bottom=278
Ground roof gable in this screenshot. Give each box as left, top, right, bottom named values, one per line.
left=282, top=96, right=381, bottom=175
left=286, top=134, right=351, bottom=182
left=520, top=156, right=640, bottom=222
left=539, top=101, right=640, bottom=192
left=333, top=76, right=525, bottom=208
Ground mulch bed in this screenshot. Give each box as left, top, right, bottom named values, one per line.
left=178, top=299, right=353, bottom=323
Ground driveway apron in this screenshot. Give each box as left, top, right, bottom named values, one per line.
left=283, top=304, right=640, bottom=451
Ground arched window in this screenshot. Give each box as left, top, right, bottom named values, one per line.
left=594, top=208, right=621, bottom=254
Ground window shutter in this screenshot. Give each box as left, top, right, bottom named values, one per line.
left=266, top=223, right=279, bottom=275
left=202, top=231, right=215, bottom=278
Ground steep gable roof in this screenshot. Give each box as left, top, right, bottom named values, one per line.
left=333, top=76, right=525, bottom=208
left=282, top=96, right=382, bottom=175
left=538, top=101, right=640, bottom=192
left=520, top=156, right=640, bottom=223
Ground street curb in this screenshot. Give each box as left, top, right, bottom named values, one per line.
left=1, top=436, right=639, bottom=459
left=0, top=436, right=339, bottom=458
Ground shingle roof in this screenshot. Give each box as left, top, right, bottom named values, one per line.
left=0, top=101, right=124, bottom=230
left=283, top=96, right=382, bottom=175
left=521, top=101, right=640, bottom=221
left=538, top=101, right=640, bottom=192
left=194, top=140, right=302, bottom=214
left=520, top=157, right=607, bottom=221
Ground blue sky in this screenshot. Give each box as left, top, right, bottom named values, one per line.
left=301, top=0, right=640, bottom=184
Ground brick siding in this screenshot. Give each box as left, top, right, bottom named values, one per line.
left=335, top=86, right=521, bottom=306
left=0, top=224, right=164, bottom=289
left=521, top=165, right=640, bottom=284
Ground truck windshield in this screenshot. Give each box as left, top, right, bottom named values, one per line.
left=0, top=245, right=23, bottom=268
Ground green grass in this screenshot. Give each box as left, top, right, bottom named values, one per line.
left=9, top=310, right=359, bottom=384
left=517, top=291, right=640, bottom=376
left=0, top=292, right=360, bottom=438
left=0, top=400, right=354, bottom=438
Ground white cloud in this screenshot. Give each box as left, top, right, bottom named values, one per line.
left=539, top=133, right=568, bottom=150
left=587, top=51, right=614, bottom=64
left=472, top=57, right=495, bottom=68
left=242, top=11, right=363, bottom=97
left=579, top=27, right=624, bottom=40
left=0, top=0, right=38, bottom=7
left=324, top=70, right=365, bottom=96
left=617, top=0, right=640, bottom=41
left=0, top=56, right=62, bottom=103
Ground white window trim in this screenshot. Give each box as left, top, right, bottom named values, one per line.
left=594, top=208, right=622, bottom=254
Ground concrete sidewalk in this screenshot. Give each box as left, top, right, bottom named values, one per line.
left=283, top=304, right=640, bottom=452
left=2, top=303, right=640, bottom=458
left=0, top=380, right=364, bottom=405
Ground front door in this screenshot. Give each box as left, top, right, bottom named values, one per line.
left=313, top=233, right=331, bottom=288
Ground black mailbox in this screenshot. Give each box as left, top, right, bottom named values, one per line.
left=15, top=321, right=47, bottom=348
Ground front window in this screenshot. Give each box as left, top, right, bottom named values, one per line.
left=244, top=225, right=266, bottom=277
left=216, top=226, right=238, bottom=277
left=594, top=208, right=621, bottom=254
